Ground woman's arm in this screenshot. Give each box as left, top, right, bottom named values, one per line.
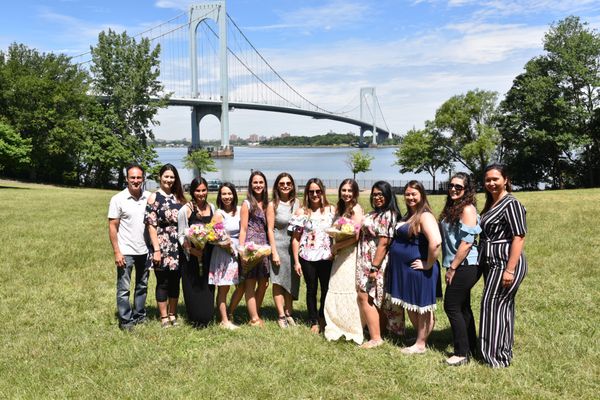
left=411, top=212, right=441, bottom=270
left=238, top=200, right=249, bottom=247
left=333, top=204, right=364, bottom=253
left=266, top=202, right=280, bottom=265
left=146, top=193, right=161, bottom=265
left=446, top=205, right=477, bottom=284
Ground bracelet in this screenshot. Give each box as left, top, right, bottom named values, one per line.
left=154, top=250, right=160, bottom=253
left=505, top=269, right=515, bottom=275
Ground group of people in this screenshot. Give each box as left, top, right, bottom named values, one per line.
left=108, top=162, right=527, bottom=368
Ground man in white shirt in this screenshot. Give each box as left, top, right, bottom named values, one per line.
left=108, top=164, right=150, bottom=330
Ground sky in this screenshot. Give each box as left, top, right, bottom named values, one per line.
left=2, top=0, right=600, bottom=141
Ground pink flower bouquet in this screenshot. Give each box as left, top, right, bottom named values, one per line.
left=326, top=217, right=360, bottom=241
left=207, top=221, right=233, bottom=253
left=238, top=241, right=271, bottom=275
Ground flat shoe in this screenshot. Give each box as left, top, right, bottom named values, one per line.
left=286, top=316, right=297, bottom=326
left=401, top=346, right=426, bottom=355
left=360, top=339, right=384, bottom=349
left=248, top=318, right=265, bottom=327
left=220, top=321, right=239, bottom=330
left=446, top=356, right=468, bottom=366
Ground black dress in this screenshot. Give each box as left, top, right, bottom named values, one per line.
left=181, top=203, right=216, bottom=327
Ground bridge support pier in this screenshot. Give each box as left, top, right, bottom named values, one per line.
left=190, top=105, right=234, bottom=158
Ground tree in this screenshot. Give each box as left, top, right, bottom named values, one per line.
left=183, top=148, right=218, bottom=178
left=500, top=16, right=600, bottom=188
left=0, top=43, right=90, bottom=183
left=0, top=121, right=31, bottom=172
left=394, top=124, right=451, bottom=191
left=434, top=89, right=501, bottom=183
left=90, top=29, right=169, bottom=187
left=346, top=150, right=374, bottom=180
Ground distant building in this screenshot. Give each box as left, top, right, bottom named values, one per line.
left=230, top=134, right=238, bottom=141
left=259, top=136, right=267, bottom=141
left=248, top=134, right=259, bottom=142
left=281, top=132, right=291, bottom=138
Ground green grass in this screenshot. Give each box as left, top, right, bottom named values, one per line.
left=0, top=179, right=598, bottom=399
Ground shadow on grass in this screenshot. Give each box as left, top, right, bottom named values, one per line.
left=0, top=185, right=31, bottom=190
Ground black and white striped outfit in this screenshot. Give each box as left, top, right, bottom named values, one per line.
left=478, top=193, right=527, bottom=368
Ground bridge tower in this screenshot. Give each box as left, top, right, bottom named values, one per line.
left=189, top=1, right=233, bottom=157
left=359, top=87, right=378, bottom=147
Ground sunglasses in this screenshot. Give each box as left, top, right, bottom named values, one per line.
left=278, top=181, right=292, bottom=187
left=448, top=183, right=464, bottom=191
left=308, top=189, right=322, bottom=195
left=371, top=192, right=384, bottom=199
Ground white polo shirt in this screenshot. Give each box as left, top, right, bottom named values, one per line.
left=108, top=188, right=150, bottom=256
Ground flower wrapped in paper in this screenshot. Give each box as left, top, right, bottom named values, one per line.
left=326, top=216, right=360, bottom=241
left=207, top=221, right=234, bottom=254
left=186, top=223, right=210, bottom=249
left=238, top=241, right=271, bottom=275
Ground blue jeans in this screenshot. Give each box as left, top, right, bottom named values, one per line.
left=116, top=254, right=149, bottom=327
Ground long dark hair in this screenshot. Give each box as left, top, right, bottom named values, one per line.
left=302, top=178, right=330, bottom=213
left=482, top=163, right=512, bottom=214
left=439, top=172, right=477, bottom=225
left=246, top=170, right=269, bottom=213
left=336, top=178, right=359, bottom=218
left=159, top=163, right=186, bottom=204
left=370, top=180, right=401, bottom=217
left=272, top=172, right=296, bottom=212
left=217, top=182, right=238, bottom=215
left=403, top=180, right=434, bottom=238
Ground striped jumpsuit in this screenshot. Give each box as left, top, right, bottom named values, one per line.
left=478, top=194, right=527, bottom=368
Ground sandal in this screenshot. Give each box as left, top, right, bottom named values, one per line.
left=310, top=324, right=320, bottom=334
left=160, top=316, right=170, bottom=329
left=277, top=316, right=289, bottom=329
left=285, top=314, right=296, bottom=326
left=248, top=318, right=265, bottom=327
left=360, top=339, right=384, bottom=349
left=168, top=313, right=179, bottom=327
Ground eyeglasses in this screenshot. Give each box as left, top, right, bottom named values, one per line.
left=278, top=181, right=292, bottom=187
left=308, top=189, right=322, bottom=195
left=371, top=192, right=384, bottom=199
left=448, top=183, right=464, bottom=191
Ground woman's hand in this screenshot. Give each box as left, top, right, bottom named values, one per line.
left=152, top=250, right=161, bottom=265
left=445, top=268, right=456, bottom=285
left=271, top=250, right=281, bottom=267
left=294, top=262, right=302, bottom=277
left=190, top=247, right=202, bottom=258
left=411, top=259, right=431, bottom=270
left=502, top=269, right=515, bottom=288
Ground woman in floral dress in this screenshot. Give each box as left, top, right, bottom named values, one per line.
left=209, top=182, right=241, bottom=330
left=238, top=171, right=271, bottom=326
left=146, top=164, right=186, bottom=328
left=356, top=181, right=405, bottom=348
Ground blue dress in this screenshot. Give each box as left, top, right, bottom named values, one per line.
left=386, top=223, right=440, bottom=314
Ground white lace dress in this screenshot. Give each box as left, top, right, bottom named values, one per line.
left=324, top=243, right=364, bottom=344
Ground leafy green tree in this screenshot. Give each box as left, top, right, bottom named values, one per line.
left=346, top=150, right=374, bottom=180
left=90, top=29, right=169, bottom=187
left=0, top=43, right=90, bottom=183
left=183, top=148, right=218, bottom=178
left=434, top=89, right=500, bottom=183
left=0, top=121, right=31, bottom=172
left=394, top=125, right=451, bottom=191
left=500, top=16, right=600, bottom=188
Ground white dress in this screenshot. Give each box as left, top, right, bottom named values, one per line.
left=324, top=243, right=364, bottom=344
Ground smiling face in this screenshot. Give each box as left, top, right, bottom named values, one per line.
left=404, top=186, right=421, bottom=211
left=193, top=182, right=208, bottom=204
left=219, top=186, right=234, bottom=210
left=448, top=177, right=466, bottom=202
left=277, top=176, right=293, bottom=199
left=371, top=188, right=385, bottom=209
left=126, top=167, right=144, bottom=194
left=307, top=183, right=322, bottom=207
left=159, top=169, right=176, bottom=192
left=340, top=183, right=355, bottom=205
left=484, top=168, right=507, bottom=197
left=251, top=175, right=265, bottom=196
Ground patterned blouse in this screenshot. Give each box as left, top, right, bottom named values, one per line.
left=145, top=191, right=182, bottom=271
left=290, top=206, right=335, bottom=262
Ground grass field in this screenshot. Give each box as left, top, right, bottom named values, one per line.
left=0, top=179, right=598, bottom=399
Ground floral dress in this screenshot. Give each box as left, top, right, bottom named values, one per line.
left=243, top=200, right=271, bottom=279
left=356, top=210, right=405, bottom=335
left=145, top=191, right=182, bottom=271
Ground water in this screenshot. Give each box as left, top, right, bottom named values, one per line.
left=155, top=146, right=451, bottom=191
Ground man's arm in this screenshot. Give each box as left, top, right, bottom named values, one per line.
left=109, top=218, right=126, bottom=268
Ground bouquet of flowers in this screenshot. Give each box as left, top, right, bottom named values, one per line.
left=326, top=217, right=360, bottom=241
left=238, top=241, right=272, bottom=275
left=206, top=222, right=233, bottom=253
left=186, top=223, right=211, bottom=249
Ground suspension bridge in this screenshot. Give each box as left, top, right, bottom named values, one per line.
left=75, top=1, right=393, bottom=157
